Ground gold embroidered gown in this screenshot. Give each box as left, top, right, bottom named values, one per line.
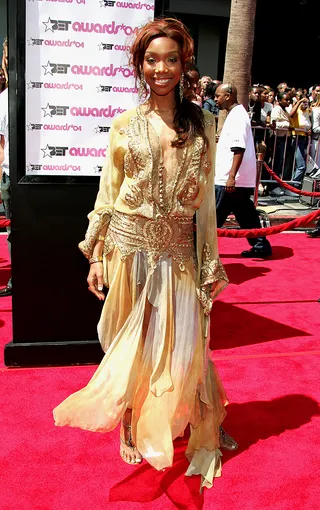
left=53, top=106, right=229, bottom=489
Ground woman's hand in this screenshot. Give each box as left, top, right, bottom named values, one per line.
left=87, top=262, right=105, bottom=301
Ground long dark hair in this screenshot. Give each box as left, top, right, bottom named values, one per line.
left=129, top=18, right=208, bottom=149
left=204, top=82, right=218, bottom=99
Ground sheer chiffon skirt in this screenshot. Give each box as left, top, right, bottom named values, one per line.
left=53, top=247, right=228, bottom=489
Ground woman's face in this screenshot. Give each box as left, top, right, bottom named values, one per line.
left=280, top=94, right=291, bottom=108
left=0, top=68, right=5, bottom=85
left=261, top=89, right=269, bottom=102
left=143, top=37, right=182, bottom=98
left=250, top=87, right=260, bottom=102
left=300, top=98, right=309, bottom=110
left=201, top=76, right=211, bottom=88
left=268, top=91, right=275, bottom=103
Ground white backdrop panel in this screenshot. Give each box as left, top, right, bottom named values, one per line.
left=25, top=0, right=155, bottom=176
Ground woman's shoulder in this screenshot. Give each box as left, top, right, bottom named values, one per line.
left=271, top=104, right=281, bottom=115
left=202, top=108, right=216, bottom=127
left=111, top=107, right=139, bottom=131
left=311, top=107, right=320, bottom=121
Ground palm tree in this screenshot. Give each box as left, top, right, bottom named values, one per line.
left=218, top=0, right=257, bottom=128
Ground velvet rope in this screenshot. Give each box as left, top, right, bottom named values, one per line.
left=217, top=208, right=320, bottom=237
left=0, top=218, right=10, bottom=228
left=263, top=162, right=320, bottom=197
left=1, top=208, right=319, bottom=238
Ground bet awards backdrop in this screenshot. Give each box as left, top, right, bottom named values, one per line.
left=25, top=0, right=154, bottom=176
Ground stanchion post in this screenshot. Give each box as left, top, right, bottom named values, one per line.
left=254, top=154, right=263, bottom=207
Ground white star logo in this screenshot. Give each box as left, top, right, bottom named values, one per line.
left=27, top=123, right=33, bottom=131
left=96, top=85, right=102, bottom=93
left=41, top=144, right=53, bottom=158
left=94, top=165, right=102, bottom=173
left=41, top=103, right=53, bottom=118
left=27, top=38, right=35, bottom=46
left=26, top=164, right=33, bottom=172
left=27, top=81, right=34, bottom=89
left=95, top=126, right=101, bottom=133
left=43, top=17, right=55, bottom=33
left=42, top=61, right=53, bottom=76
left=98, top=43, right=104, bottom=51
left=99, top=0, right=106, bottom=7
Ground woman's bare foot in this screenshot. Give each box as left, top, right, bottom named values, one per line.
left=120, top=409, right=142, bottom=465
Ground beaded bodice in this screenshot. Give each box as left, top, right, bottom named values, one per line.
left=112, top=106, right=212, bottom=219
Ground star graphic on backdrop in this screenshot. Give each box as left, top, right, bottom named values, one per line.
left=27, top=81, right=34, bottom=89
left=94, top=165, right=102, bottom=173
left=41, top=144, right=52, bottom=158
left=27, top=123, right=33, bottom=131
left=41, top=103, right=53, bottom=118
left=42, top=61, right=53, bottom=76
left=27, top=38, right=35, bottom=46
left=95, top=126, right=101, bottom=134
left=96, top=85, right=102, bottom=93
left=98, top=43, right=104, bottom=51
left=99, top=0, right=106, bottom=7
left=26, top=164, right=33, bottom=172
left=43, top=17, right=55, bottom=33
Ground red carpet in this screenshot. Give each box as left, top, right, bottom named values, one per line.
left=0, top=233, right=320, bottom=509
left=0, top=234, right=12, bottom=367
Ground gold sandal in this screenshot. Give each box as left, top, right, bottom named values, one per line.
left=219, top=426, right=238, bottom=451
left=120, top=421, right=142, bottom=464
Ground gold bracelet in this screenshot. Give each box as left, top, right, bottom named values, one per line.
left=89, top=255, right=103, bottom=265
left=98, top=235, right=105, bottom=242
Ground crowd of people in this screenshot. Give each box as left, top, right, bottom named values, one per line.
left=187, top=72, right=320, bottom=195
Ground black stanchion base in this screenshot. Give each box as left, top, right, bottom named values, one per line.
left=4, top=340, right=104, bottom=367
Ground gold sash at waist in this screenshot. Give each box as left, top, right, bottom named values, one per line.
left=108, top=211, right=196, bottom=271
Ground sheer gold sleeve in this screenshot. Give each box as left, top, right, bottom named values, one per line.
left=79, top=121, right=124, bottom=259
left=196, top=112, right=229, bottom=321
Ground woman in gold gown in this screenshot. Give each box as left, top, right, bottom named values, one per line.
left=54, top=18, right=234, bottom=490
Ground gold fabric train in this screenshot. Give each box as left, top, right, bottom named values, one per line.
left=53, top=106, right=229, bottom=490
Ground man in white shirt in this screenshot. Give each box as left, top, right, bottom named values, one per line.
left=0, top=37, right=12, bottom=296
left=214, top=83, right=272, bottom=258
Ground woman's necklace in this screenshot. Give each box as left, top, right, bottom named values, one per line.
left=153, top=109, right=173, bottom=114
left=140, top=105, right=188, bottom=216
left=157, top=146, right=188, bottom=216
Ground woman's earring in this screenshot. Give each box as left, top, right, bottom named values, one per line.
left=138, top=71, right=146, bottom=101
left=179, top=73, right=184, bottom=102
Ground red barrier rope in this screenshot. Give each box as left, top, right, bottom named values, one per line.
left=217, top=208, right=320, bottom=237
left=1, top=207, right=319, bottom=239
left=0, top=218, right=10, bottom=228
left=263, top=162, right=320, bottom=197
